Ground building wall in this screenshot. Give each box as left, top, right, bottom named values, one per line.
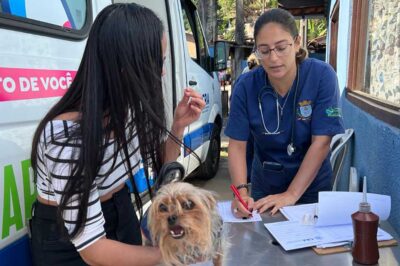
left=341, top=98, right=400, bottom=234
left=328, top=0, right=400, bottom=235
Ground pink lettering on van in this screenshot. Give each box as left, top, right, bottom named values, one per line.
left=0, top=67, right=77, bottom=102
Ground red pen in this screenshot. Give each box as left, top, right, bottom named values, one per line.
left=230, top=184, right=252, bottom=215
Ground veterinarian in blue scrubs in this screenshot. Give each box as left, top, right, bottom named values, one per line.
left=226, top=8, right=344, bottom=218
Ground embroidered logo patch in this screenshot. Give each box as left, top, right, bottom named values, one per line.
left=325, top=107, right=342, bottom=117
left=297, top=100, right=312, bottom=120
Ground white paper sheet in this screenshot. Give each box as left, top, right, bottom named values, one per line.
left=316, top=192, right=391, bottom=227
left=280, top=203, right=317, bottom=222
left=217, top=201, right=262, bottom=223
left=270, top=192, right=393, bottom=251
left=264, top=221, right=324, bottom=251
left=281, top=192, right=391, bottom=227
left=316, top=224, right=393, bottom=245
left=264, top=221, right=393, bottom=251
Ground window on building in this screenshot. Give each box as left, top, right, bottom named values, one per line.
left=347, top=0, right=400, bottom=128
left=364, top=1, right=399, bottom=105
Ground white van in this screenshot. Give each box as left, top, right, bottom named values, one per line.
left=0, top=0, right=227, bottom=264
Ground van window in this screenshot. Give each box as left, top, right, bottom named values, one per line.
left=194, top=13, right=208, bottom=69
left=181, top=0, right=210, bottom=72
left=0, top=0, right=90, bottom=39
left=182, top=10, right=197, bottom=60
left=0, top=0, right=87, bottom=29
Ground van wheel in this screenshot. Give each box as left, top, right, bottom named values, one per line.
left=197, top=125, right=221, bottom=180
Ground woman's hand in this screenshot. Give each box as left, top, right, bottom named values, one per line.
left=231, top=194, right=254, bottom=218
left=171, top=88, right=205, bottom=135
left=254, top=191, right=298, bottom=215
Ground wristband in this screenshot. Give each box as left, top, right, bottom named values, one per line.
left=235, top=183, right=249, bottom=191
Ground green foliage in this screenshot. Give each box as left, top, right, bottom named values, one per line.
left=217, top=0, right=236, bottom=41
left=197, top=1, right=332, bottom=43
left=215, top=0, right=277, bottom=41
left=307, top=18, right=327, bottom=40
left=195, top=0, right=327, bottom=42
left=244, top=0, right=278, bottom=19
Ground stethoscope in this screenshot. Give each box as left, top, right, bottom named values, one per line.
left=257, top=66, right=300, bottom=156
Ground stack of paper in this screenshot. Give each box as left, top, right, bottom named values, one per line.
left=264, top=192, right=392, bottom=251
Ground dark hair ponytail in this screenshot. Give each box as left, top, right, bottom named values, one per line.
left=254, top=8, right=307, bottom=63
left=296, top=47, right=308, bottom=63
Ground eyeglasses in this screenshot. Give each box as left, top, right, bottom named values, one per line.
left=255, top=43, right=293, bottom=59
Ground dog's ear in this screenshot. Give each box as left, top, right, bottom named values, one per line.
left=154, top=162, right=185, bottom=192
left=201, top=189, right=217, bottom=210
left=147, top=197, right=160, bottom=244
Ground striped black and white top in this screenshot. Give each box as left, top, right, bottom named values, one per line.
left=36, top=120, right=141, bottom=251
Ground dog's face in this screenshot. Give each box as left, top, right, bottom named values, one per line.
left=148, top=182, right=220, bottom=266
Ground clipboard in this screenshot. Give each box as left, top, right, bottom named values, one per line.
left=313, top=239, right=398, bottom=255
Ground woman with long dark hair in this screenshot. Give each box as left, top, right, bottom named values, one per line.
left=226, top=8, right=344, bottom=218
left=30, top=3, right=205, bottom=265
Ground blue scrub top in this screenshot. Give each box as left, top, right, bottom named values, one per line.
left=225, top=58, right=344, bottom=202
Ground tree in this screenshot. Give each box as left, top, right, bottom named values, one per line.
left=215, top=0, right=278, bottom=41
left=233, top=0, right=245, bottom=81
left=244, top=0, right=278, bottom=18
left=243, top=0, right=278, bottom=41
left=217, top=0, right=236, bottom=41
left=197, top=0, right=218, bottom=44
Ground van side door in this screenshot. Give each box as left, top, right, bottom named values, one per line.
left=179, top=0, right=216, bottom=173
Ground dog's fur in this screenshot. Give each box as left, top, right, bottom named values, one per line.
left=148, top=182, right=223, bottom=266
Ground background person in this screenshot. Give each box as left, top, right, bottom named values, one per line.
left=219, top=70, right=226, bottom=87
left=29, top=4, right=205, bottom=266
left=242, top=53, right=259, bottom=74
left=225, top=8, right=344, bottom=218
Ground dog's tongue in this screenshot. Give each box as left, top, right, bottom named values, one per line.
left=169, top=225, right=185, bottom=239
left=170, top=225, right=183, bottom=235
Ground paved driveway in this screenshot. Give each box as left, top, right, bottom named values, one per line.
left=187, top=119, right=232, bottom=201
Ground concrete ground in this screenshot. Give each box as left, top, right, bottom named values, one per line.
left=187, top=127, right=231, bottom=201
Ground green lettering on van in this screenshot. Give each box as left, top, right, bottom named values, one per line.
left=2, top=165, right=23, bottom=239
left=22, top=159, right=37, bottom=220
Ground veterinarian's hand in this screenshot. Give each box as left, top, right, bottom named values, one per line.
left=231, top=194, right=254, bottom=218
left=172, top=88, right=205, bottom=135
left=253, top=191, right=297, bottom=215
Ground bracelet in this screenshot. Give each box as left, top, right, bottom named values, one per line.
left=236, top=183, right=249, bottom=191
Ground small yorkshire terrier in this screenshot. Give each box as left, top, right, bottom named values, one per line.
left=148, top=182, right=223, bottom=266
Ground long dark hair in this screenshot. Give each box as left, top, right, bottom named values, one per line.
left=31, top=3, right=172, bottom=238
left=254, top=8, right=307, bottom=63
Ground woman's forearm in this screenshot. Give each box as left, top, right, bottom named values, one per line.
left=80, top=238, right=161, bottom=266
left=287, top=135, right=331, bottom=200
left=163, top=123, right=185, bottom=163
left=228, top=139, right=248, bottom=196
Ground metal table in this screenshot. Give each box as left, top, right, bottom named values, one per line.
left=221, top=212, right=400, bottom=266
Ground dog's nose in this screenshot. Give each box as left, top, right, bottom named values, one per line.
left=167, top=215, right=177, bottom=226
